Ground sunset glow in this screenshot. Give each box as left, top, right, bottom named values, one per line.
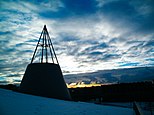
left=67, top=83, right=103, bottom=88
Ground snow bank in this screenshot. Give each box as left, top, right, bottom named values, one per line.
left=0, top=88, right=133, bottom=115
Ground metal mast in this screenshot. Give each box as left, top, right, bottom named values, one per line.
left=31, top=25, right=59, bottom=64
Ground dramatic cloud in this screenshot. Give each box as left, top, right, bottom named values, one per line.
left=65, top=67, right=154, bottom=85
left=0, top=0, right=154, bottom=84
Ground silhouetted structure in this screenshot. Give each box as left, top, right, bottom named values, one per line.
left=19, top=25, right=71, bottom=100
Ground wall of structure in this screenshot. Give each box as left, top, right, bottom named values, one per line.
left=19, top=63, right=71, bottom=100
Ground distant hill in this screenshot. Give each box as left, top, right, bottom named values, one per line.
left=64, top=67, right=154, bottom=84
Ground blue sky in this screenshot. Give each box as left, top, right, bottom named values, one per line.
left=0, top=0, right=154, bottom=84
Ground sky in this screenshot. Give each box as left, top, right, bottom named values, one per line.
left=0, top=0, right=154, bottom=85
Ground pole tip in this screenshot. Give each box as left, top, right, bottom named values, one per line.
left=44, top=25, right=47, bottom=30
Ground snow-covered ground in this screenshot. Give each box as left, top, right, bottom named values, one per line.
left=0, top=88, right=133, bottom=115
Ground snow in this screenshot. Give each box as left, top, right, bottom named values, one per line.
left=0, top=88, right=133, bottom=115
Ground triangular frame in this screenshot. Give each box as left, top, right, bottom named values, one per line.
left=31, top=25, right=59, bottom=64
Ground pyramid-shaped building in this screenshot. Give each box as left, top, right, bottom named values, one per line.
left=19, top=25, right=71, bottom=100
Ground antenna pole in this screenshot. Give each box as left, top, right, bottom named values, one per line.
left=41, top=29, right=45, bottom=63
left=45, top=30, right=48, bottom=63
left=31, top=29, right=43, bottom=63
left=31, top=25, right=59, bottom=64
left=47, top=31, right=59, bottom=64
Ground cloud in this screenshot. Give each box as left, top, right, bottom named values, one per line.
left=65, top=67, right=154, bottom=84
left=98, top=0, right=154, bottom=34
left=0, top=0, right=154, bottom=84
